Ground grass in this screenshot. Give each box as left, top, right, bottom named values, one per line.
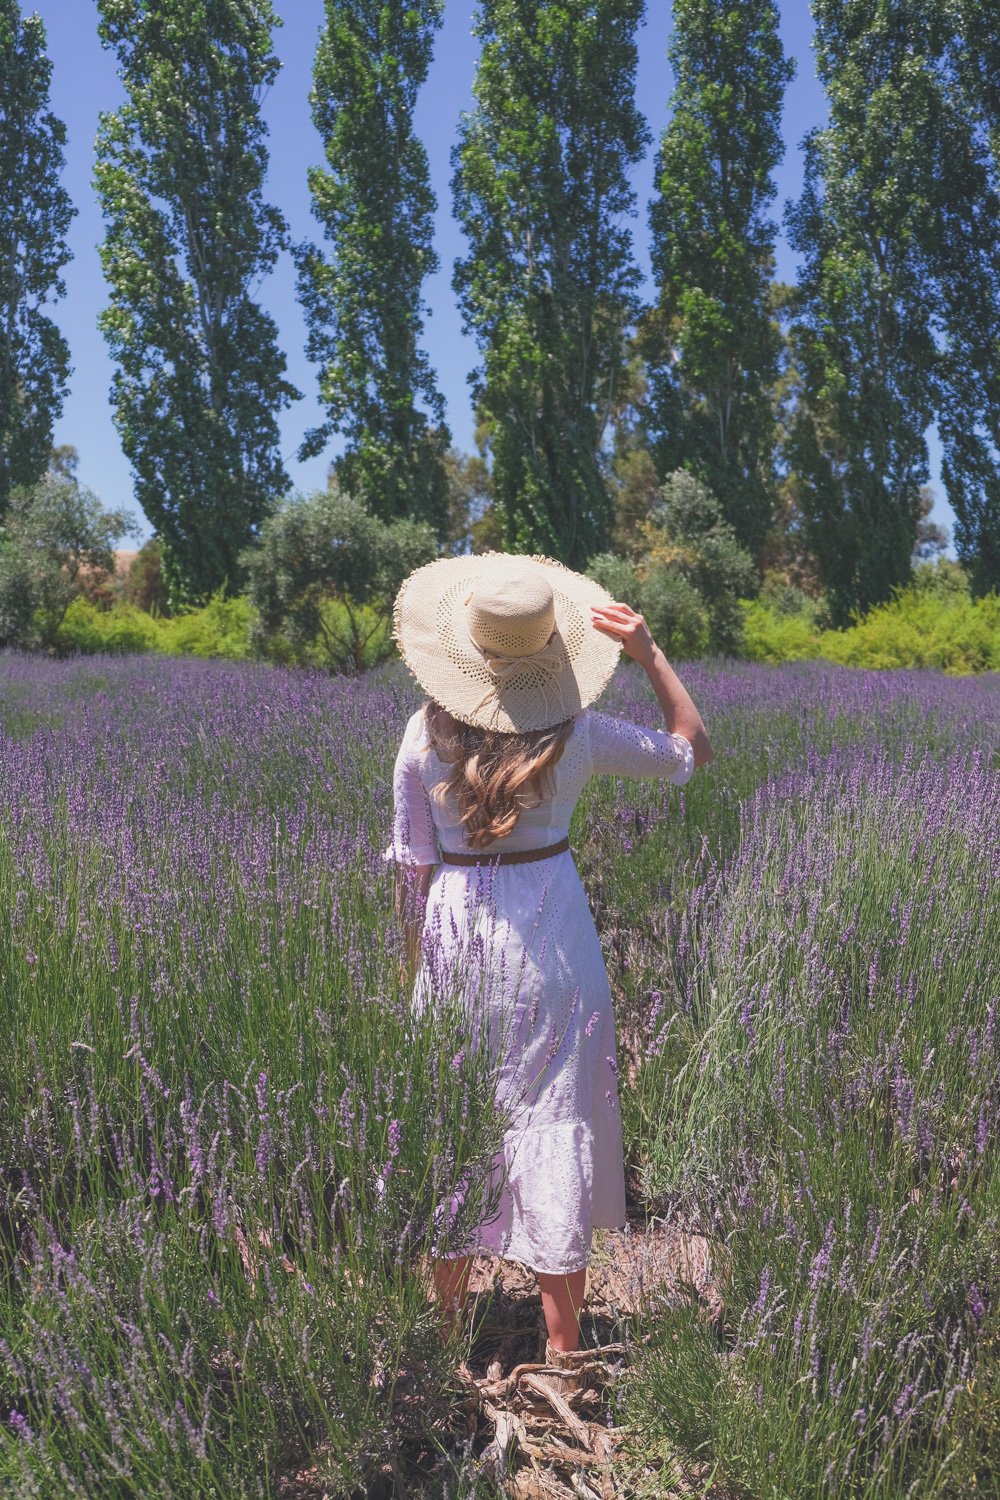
left=1, top=651, right=999, bottom=1496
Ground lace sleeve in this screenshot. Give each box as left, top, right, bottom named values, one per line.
left=384, top=710, right=440, bottom=865
left=586, top=710, right=695, bottom=785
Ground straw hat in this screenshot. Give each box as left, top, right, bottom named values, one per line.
left=393, top=552, right=622, bottom=733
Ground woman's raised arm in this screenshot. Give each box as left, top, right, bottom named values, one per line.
left=590, top=601, right=714, bottom=768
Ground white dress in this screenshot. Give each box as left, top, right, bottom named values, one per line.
left=386, top=707, right=694, bottom=1276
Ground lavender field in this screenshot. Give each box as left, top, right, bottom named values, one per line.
left=1, top=653, right=999, bottom=1498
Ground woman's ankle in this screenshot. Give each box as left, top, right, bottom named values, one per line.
left=433, top=1254, right=472, bottom=1337
left=538, top=1267, right=588, bottom=1353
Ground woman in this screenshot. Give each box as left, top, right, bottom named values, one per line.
left=386, top=553, right=713, bottom=1359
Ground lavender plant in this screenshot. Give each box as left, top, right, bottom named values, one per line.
left=0, top=656, right=506, bottom=1495
left=588, top=663, right=1000, bottom=1495
left=1, top=651, right=998, bottom=1494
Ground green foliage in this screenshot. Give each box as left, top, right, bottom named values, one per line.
left=647, top=469, right=759, bottom=654
left=259, top=595, right=396, bottom=674
left=298, top=0, right=449, bottom=532
left=53, top=591, right=256, bottom=660
left=785, top=0, right=983, bottom=626
left=243, top=488, right=436, bottom=673
left=0, top=469, right=135, bottom=650
left=442, top=441, right=500, bottom=556
left=588, top=551, right=708, bottom=660
left=742, top=563, right=1000, bottom=674
left=589, top=469, right=756, bottom=657
left=452, top=0, right=648, bottom=568
left=758, top=568, right=827, bottom=625
left=908, top=554, right=971, bottom=598
left=821, top=589, right=1000, bottom=673
left=94, top=0, right=299, bottom=605
left=120, top=535, right=171, bottom=616
left=609, top=444, right=661, bottom=562
left=740, top=596, right=825, bottom=663
left=52, top=596, right=161, bottom=656
left=604, top=353, right=663, bottom=562
left=936, top=3, right=1000, bottom=597
left=156, top=592, right=255, bottom=660
left=0, top=4, right=75, bottom=511
left=644, top=0, right=793, bottom=562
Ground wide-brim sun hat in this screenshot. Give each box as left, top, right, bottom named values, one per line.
left=393, top=552, right=622, bottom=733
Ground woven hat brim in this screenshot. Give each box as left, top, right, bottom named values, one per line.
left=393, top=553, right=622, bottom=733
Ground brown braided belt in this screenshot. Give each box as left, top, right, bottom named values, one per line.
left=440, top=835, right=571, bottom=867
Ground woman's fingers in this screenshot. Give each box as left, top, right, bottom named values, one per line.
left=592, top=603, right=643, bottom=625
left=592, top=600, right=635, bottom=615
left=591, top=603, right=642, bottom=635
left=591, top=601, right=655, bottom=665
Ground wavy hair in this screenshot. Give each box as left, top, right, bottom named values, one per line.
left=424, top=701, right=575, bottom=851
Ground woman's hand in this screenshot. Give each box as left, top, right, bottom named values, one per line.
left=590, top=601, right=657, bottom=668
left=591, top=599, right=714, bottom=766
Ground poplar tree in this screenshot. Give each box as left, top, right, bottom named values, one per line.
left=452, top=0, right=648, bottom=568
left=785, top=0, right=976, bottom=625
left=0, top=4, right=75, bottom=512
left=936, top=4, right=1000, bottom=595
left=297, top=0, right=449, bottom=534
left=95, top=0, right=298, bottom=603
left=644, top=0, right=792, bottom=564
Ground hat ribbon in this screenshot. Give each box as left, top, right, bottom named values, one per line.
left=467, top=629, right=567, bottom=723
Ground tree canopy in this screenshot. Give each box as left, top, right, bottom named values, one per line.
left=95, top=0, right=299, bottom=604
left=243, top=487, right=436, bottom=673
left=297, top=0, right=449, bottom=535
left=452, top=0, right=649, bottom=569
left=0, top=462, right=134, bottom=649
left=644, top=0, right=793, bottom=564
left=0, top=3, right=75, bottom=513
left=936, top=2, right=1000, bottom=595
left=785, top=0, right=982, bottom=625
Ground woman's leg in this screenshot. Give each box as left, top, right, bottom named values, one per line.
left=433, top=1256, right=472, bottom=1337
left=538, top=1268, right=588, bottom=1353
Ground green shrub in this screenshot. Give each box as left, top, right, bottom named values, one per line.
left=257, top=595, right=395, bottom=673
left=121, top=536, right=172, bottom=615
left=741, top=598, right=823, bottom=663
left=587, top=552, right=709, bottom=660
left=589, top=472, right=756, bottom=657
left=52, top=593, right=254, bottom=661
left=243, top=489, right=435, bottom=673
left=0, top=471, right=135, bottom=650
left=821, top=589, right=1000, bottom=673
left=742, top=580, right=1000, bottom=674
left=157, top=592, right=254, bottom=660
left=54, top=598, right=160, bottom=656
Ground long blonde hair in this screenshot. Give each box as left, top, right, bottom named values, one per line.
left=424, top=701, right=575, bottom=851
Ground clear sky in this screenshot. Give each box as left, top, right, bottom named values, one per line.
left=30, top=0, right=952, bottom=545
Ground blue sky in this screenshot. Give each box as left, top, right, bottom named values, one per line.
left=31, top=0, right=952, bottom=545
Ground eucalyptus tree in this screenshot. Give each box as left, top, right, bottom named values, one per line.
left=95, top=0, right=298, bottom=603
left=452, top=0, right=648, bottom=568
left=0, top=3, right=75, bottom=511
left=297, top=0, right=449, bottom=534
left=644, top=0, right=793, bottom=564
left=786, top=0, right=980, bottom=625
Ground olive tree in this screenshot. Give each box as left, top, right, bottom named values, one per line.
left=242, top=489, right=436, bottom=673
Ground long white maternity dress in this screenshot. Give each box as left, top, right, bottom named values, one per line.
left=386, top=707, right=694, bottom=1276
